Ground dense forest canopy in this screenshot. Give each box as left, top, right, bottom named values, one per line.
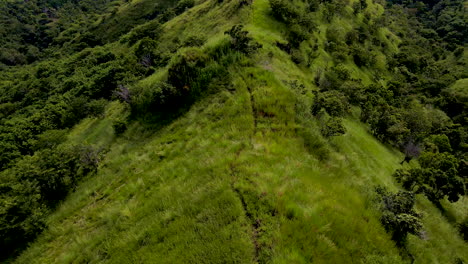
left=0, top=0, right=466, bottom=262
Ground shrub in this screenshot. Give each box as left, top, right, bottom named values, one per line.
left=182, top=34, right=207, bottom=47
left=268, top=0, right=311, bottom=47
left=338, top=80, right=366, bottom=105
left=351, top=45, right=375, bottom=67
left=225, top=25, right=262, bottom=54
left=132, top=81, right=184, bottom=115
left=168, top=48, right=209, bottom=90
left=459, top=217, right=468, bottom=241
left=321, top=117, right=347, bottom=137
left=333, top=64, right=351, bottom=80
left=276, top=41, right=292, bottom=54
left=126, top=21, right=161, bottom=45
left=174, top=0, right=195, bottom=15
left=86, top=99, right=108, bottom=117
left=291, top=49, right=304, bottom=64
left=425, top=134, right=452, bottom=153
left=135, top=38, right=158, bottom=63
left=269, top=0, right=300, bottom=22
left=288, top=24, right=308, bottom=47
left=113, top=120, right=128, bottom=135
left=32, top=129, right=68, bottom=151
left=312, top=90, right=350, bottom=117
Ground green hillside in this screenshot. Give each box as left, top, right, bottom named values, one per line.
left=1, top=0, right=467, bottom=263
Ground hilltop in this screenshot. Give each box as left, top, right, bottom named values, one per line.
left=0, top=0, right=467, bottom=263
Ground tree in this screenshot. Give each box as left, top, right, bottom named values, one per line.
left=394, top=152, right=465, bottom=203
left=375, top=187, right=423, bottom=247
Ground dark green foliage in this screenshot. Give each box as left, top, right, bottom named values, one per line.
left=0, top=0, right=116, bottom=65
left=290, top=49, right=305, bottom=64
left=135, top=38, right=159, bottom=63
left=225, top=25, right=262, bottom=54
left=31, top=129, right=68, bottom=151
left=351, top=45, right=375, bottom=67
left=459, top=217, right=468, bottom=241
left=0, top=144, right=104, bottom=260
left=182, top=35, right=207, bottom=47
left=126, top=21, right=161, bottom=45
left=321, top=117, right=347, bottom=137
left=288, top=24, right=309, bottom=47
left=322, top=0, right=349, bottom=22
left=269, top=0, right=302, bottom=22
left=131, top=81, right=184, bottom=115
left=375, top=187, right=423, bottom=247
left=90, top=0, right=178, bottom=43
left=425, top=134, right=452, bottom=153
left=394, top=152, right=465, bottom=203
left=113, top=120, right=128, bottom=135
left=168, top=48, right=209, bottom=91
left=174, top=0, right=195, bottom=15
left=268, top=0, right=315, bottom=47
left=312, top=90, right=350, bottom=117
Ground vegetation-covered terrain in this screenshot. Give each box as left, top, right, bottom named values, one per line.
left=0, top=0, right=466, bottom=262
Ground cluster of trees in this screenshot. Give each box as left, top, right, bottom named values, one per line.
left=268, top=0, right=467, bottom=245
left=0, top=0, right=260, bottom=255
left=0, top=144, right=105, bottom=259
left=0, top=0, right=193, bottom=68
left=0, top=0, right=205, bottom=260
left=0, top=0, right=114, bottom=66
left=381, top=0, right=467, bottom=214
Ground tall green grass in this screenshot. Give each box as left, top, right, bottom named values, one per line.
left=14, top=0, right=468, bottom=263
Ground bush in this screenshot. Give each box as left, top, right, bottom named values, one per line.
left=321, top=117, right=347, bottom=137
left=135, top=38, right=158, bottom=63
left=225, top=25, right=262, bottom=54
left=312, top=90, right=350, bottom=117
left=338, top=80, right=366, bottom=105
left=132, top=81, right=184, bottom=115
left=168, top=48, right=209, bottom=90
left=174, top=0, right=195, bottom=15
left=425, top=134, right=452, bottom=153
left=113, top=120, right=128, bottom=135
left=269, top=0, right=301, bottom=22
left=182, top=34, right=207, bottom=47
left=288, top=24, right=308, bottom=47
left=459, top=217, right=468, bottom=241
left=351, top=45, right=375, bottom=67
left=291, top=49, right=304, bottom=64
left=126, top=21, right=161, bottom=45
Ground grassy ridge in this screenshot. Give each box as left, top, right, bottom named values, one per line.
left=13, top=0, right=468, bottom=263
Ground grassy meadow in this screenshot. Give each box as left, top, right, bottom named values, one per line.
left=10, top=0, right=468, bottom=263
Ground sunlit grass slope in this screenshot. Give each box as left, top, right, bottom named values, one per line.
left=14, top=0, right=467, bottom=263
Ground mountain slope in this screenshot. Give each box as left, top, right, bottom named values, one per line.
left=2, top=0, right=467, bottom=263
